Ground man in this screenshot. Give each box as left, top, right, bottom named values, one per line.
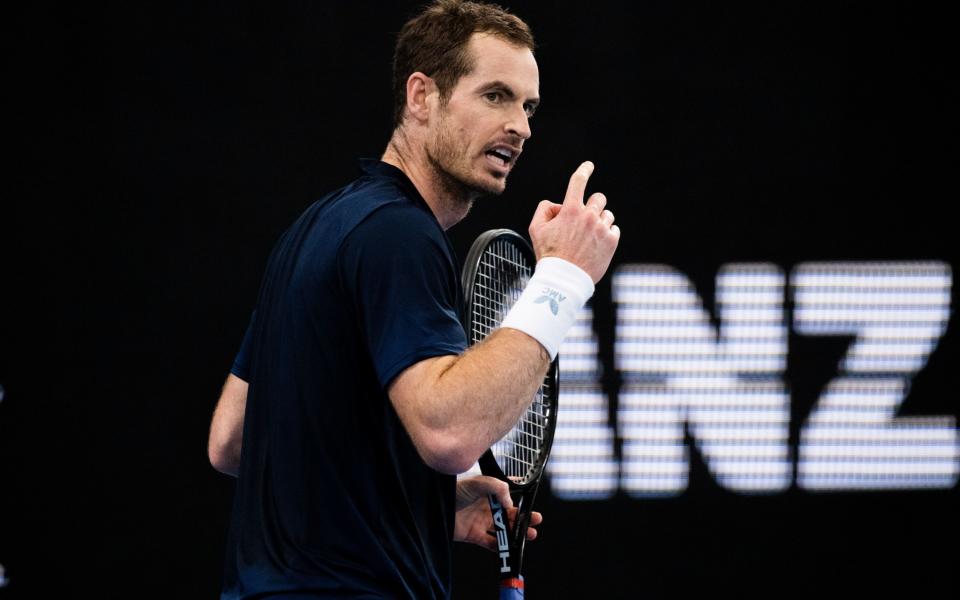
left=209, top=1, right=620, bottom=598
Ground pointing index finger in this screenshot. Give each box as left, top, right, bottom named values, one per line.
left=563, top=161, right=595, bottom=207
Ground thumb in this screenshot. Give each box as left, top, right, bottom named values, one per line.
left=457, top=475, right=514, bottom=511
left=480, top=476, right=513, bottom=511
left=530, top=199, right=561, bottom=227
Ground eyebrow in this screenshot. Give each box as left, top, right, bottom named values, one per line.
left=478, top=80, right=541, bottom=108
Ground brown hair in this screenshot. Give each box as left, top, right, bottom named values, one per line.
left=391, top=0, right=535, bottom=129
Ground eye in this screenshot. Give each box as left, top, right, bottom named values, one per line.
left=524, top=103, right=537, bottom=118
left=484, top=91, right=502, bottom=103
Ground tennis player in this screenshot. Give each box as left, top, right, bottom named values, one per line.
left=208, top=1, right=619, bottom=598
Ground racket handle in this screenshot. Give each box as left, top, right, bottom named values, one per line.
left=499, top=576, right=524, bottom=599
left=488, top=493, right=513, bottom=575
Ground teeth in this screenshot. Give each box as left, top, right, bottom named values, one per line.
left=486, top=147, right=515, bottom=167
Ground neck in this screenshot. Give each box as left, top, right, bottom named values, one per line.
left=381, top=128, right=476, bottom=231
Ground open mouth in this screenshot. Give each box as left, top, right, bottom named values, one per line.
left=484, top=147, right=514, bottom=168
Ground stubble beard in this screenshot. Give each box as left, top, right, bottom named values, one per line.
left=425, top=111, right=507, bottom=216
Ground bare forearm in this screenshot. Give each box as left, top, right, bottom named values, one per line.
left=438, top=328, right=549, bottom=444
left=208, top=374, right=247, bottom=476
left=390, top=328, right=549, bottom=472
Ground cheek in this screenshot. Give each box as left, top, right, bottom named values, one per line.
left=450, top=112, right=474, bottom=136
left=448, top=102, right=488, bottom=137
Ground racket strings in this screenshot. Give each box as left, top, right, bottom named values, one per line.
left=471, top=239, right=553, bottom=485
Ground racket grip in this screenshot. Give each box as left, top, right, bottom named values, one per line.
left=499, top=576, right=524, bottom=599
left=488, top=493, right=512, bottom=574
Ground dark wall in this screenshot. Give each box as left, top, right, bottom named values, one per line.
left=2, top=1, right=957, bottom=598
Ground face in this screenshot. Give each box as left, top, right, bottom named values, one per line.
left=426, top=33, right=540, bottom=198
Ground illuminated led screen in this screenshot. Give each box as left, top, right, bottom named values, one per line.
left=548, top=262, right=958, bottom=499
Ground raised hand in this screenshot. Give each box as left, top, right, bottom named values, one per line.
left=527, top=161, right=620, bottom=283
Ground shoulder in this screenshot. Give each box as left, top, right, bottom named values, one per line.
left=346, top=195, right=448, bottom=255
left=337, top=196, right=458, bottom=287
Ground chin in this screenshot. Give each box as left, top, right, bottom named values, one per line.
left=455, top=170, right=507, bottom=198
left=475, top=170, right=509, bottom=196
left=473, top=181, right=506, bottom=197
left=478, top=179, right=506, bottom=196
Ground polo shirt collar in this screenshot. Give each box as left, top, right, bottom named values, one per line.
left=359, top=158, right=435, bottom=219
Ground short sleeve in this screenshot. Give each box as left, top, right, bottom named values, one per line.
left=339, top=202, right=467, bottom=388
left=230, top=310, right=256, bottom=381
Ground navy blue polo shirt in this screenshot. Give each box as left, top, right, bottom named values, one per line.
left=222, top=160, right=468, bottom=599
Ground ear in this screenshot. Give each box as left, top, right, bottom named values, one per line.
left=404, top=72, right=438, bottom=124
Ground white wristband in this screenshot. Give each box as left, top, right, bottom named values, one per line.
left=500, top=257, right=595, bottom=359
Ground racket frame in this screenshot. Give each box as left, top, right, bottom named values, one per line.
left=461, top=228, right=560, bottom=581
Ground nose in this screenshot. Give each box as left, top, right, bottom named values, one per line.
left=505, top=104, right=532, bottom=141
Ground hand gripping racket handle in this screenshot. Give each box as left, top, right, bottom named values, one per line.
left=488, top=494, right=515, bottom=576
left=487, top=479, right=540, bottom=583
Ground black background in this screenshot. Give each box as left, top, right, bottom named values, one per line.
left=2, top=1, right=957, bottom=598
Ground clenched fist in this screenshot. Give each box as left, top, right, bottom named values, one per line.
left=528, top=161, right=620, bottom=283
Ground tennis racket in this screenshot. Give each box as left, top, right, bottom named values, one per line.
left=461, top=229, right=559, bottom=600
